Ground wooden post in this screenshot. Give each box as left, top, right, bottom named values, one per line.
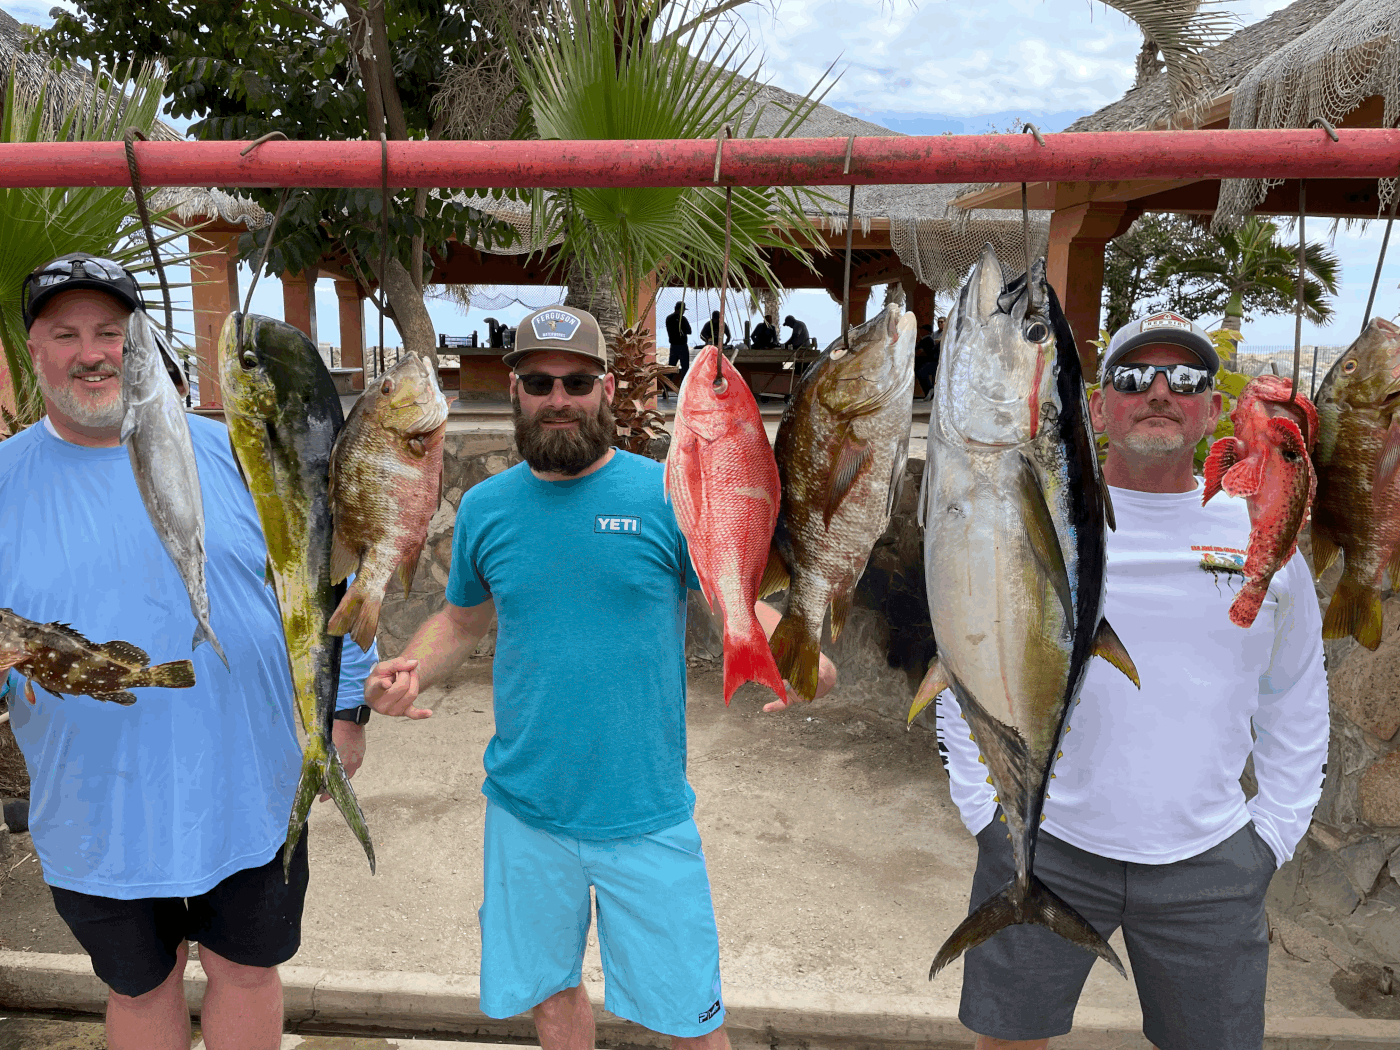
left=847, top=285, right=871, bottom=326
left=189, top=230, right=240, bottom=408
left=335, top=280, right=366, bottom=391
left=901, top=273, right=935, bottom=328
left=1046, top=202, right=1140, bottom=369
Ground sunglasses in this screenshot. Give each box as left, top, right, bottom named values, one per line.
left=514, top=372, right=607, bottom=397
left=1109, top=363, right=1213, bottom=395
left=22, top=257, right=137, bottom=318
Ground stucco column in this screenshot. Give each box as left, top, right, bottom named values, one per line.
left=846, top=285, right=871, bottom=327
left=281, top=269, right=317, bottom=341
left=189, top=230, right=240, bottom=408
left=336, top=280, right=366, bottom=391
left=1046, top=202, right=1140, bottom=370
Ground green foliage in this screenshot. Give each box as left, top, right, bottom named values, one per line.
left=1102, top=214, right=1221, bottom=333
left=39, top=1, right=516, bottom=288
left=0, top=62, right=199, bottom=426
left=505, top=0, right=831, bottom=329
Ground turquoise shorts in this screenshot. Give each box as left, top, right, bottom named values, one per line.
left=478, top=801, right=725, bottom=1037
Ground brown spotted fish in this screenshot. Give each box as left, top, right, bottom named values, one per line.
left=0, top=608, right=197, bottom=706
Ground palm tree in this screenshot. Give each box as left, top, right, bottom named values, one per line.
left=0, top=62, right=198, bottom=426
left=1154, top=216, right=1340, bottom=365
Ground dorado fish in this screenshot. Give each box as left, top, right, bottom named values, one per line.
left=218, top=312, right=373, bottom=879
left=329, top=352, right=449, bottom=651
left=0, top=607, right=195, bottom=706
left=666, top=345, right=786, bottom=706
left=764, top=303, right=915, bottom=701
left=1202, top=374, right=1318, bottom=629
left=1312, top=317, right=1400, bottom=649
left=121, top=310, right=226, bottom=667
left=913, top=245, right=1137, bottom=979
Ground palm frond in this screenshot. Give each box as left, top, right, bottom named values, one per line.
left=1100, top=0, right=1236, bottom=115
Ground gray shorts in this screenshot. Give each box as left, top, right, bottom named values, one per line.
left=958, top=818, right=1277, bottom=1050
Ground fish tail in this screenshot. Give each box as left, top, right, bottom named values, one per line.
left=328, top=581, right=382, bottom=653
left=722, top=611, right=788, bottom=707
left=769, top=613, right=820, bottom=702
left=285, top=745, right=376, bottom=884
left=128, top=659, right=197, bottom=690
left=193, top=621, right=229, bottom=670
left=929, top=874, right=1125, bottom=980
left=1322, top=577, right=1385, bottom=650
left=1228, top=579, right=1269, bottom=629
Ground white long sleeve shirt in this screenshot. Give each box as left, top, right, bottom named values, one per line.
left=937, top=483, right=1330, bottom=867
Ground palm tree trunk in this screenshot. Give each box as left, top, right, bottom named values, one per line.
left=563, top=257, right=624, bottom=348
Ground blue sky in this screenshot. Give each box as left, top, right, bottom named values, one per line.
left=7, top=0, right=1397, bottom=354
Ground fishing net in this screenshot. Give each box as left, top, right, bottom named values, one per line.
left=1215, top=0, right=1400, bottom=229
left=890, top=210, right=1051, bottom=293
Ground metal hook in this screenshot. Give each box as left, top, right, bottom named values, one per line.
left=843, top=133, right=856, bottom=176
left=122, top=127, right=174, bottom=346
left=243, top=187, right=293, bottom=318
left=1362, top=168, right=1400, bottom=329
left=1309, top=118, right=1340, bottom=143
left=712, top=124, right=731, bottom=185
left=714, top=126, right=736, bottom=383
left=240, top=130, right=289, bottom=157
left=1023, top=122, right=1046, bottom=148
left=1289, top=179, right=1309, bottom=447
left=378, top=132, right=390, bottom=377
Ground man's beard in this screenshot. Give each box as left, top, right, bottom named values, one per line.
left=1123, top=430, right=1186, bottom=456
left=37, top=366, right=125, bottom=429
left=512, top=394, right=615, bottom=475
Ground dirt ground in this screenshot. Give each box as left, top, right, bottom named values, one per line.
left=0, top=657, right=1385, bottom=1030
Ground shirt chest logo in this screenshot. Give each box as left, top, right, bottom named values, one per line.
left=595, top=515, right=641, bottom=534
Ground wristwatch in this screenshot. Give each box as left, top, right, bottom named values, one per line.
left=333, top=705, right=372, bottom=725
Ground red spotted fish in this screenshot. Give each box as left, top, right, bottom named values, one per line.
left=666, top=345, right=786, bottom=706
left=0, top=608, right=196, bottom=706
left=1202, top=374, right=1319, bottom=629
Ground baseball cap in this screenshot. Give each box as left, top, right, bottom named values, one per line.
left=502, top=306, right=608, bottom=372
left=1101, top=311, right=1219, bottom=384
left=22, top=254, right=145, bottom=330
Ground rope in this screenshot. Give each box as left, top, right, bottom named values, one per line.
left=122, top=128, right=173, bottom=343
left=714, top=126, right=734, bottom=382
left=1363, top=180, right=1400, bottom=327
left=242, top=187, right=292, bottom=317
left=378, top=132, right=389, bottom=375
left=1289, top=180, right=1309, bottom=446
left=841, top=134, right=856, bottom=351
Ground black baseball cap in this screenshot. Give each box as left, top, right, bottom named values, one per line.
left=22, top=254, right=145, bottom=330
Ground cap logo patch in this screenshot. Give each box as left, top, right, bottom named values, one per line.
left=531, top=309, right=581, bottom=342
left=1141, top=312, right=1191, bottom=333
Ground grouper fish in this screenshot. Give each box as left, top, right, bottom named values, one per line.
left=121, top=310, right=226, bottom=667
left=913, top=245, right=1138, bottom=978
left=218, top=312, right=374, bottom=880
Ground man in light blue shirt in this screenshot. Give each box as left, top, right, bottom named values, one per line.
left=2, top=254, right=376, bottom=1050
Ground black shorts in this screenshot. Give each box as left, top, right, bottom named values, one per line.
left=49, top=835, right=309, bottom=998
left=957, top=819, right=1276, bottom=1050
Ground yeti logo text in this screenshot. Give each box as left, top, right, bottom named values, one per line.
left=595, top=515, right=640, bottom=534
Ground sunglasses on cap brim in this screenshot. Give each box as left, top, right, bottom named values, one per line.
left=1108, top=363, right=1213, bottom=395
left=514, top=372, right=607, bottom=397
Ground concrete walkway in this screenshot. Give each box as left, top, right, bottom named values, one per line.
left=0, top=661, right=1394, bottom=1047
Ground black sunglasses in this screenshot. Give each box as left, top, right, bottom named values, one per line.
left=1109, top=363, right=1213, bottom=395
left=22, top=257, right=138, bottom=320
left=514, top=372, right=606, bottom=397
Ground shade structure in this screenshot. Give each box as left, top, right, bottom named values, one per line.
left=1, top=129, right=1398, bottom=189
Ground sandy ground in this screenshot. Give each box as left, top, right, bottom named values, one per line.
left=0, top=658, right=1380, bottom=1034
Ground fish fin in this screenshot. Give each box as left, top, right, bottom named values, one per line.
left=1093, top=619, right=1140, bottom=688
left=193, top=622, right=229, bottom=670
left=328, top=583, right=383, bottom=653
left=229, top=435, right=251, bottom=491
left=128, top=659, right=197, bottom=690
left=769, top=613, right=821, bottom=702
left=1201, top=437, right=1239, bottom=504
left=119, top=408, right=138, bottom=444
left=829, top=590, right=854, bottom=642
left=1322, top=577, right=1385, bottom=650
left=397, top=543, right=423, bottom=598
left=1309, top=528, right=1341, bottom=579
left=330, top=532, right=359, bottom=586
left=1387, top=544, right=1400, bottom=592
left=96, top=639, right=149, bottom=665
left=91, top=691, right=138, bottom=706
left=1221, top=455, right=1264, bottom=499
left=1015, top=455, right=1074, bottom=630
left=264, top=555, right=275, bottom=588
left=285, top=745, right=375, bottom=883
left=45, top=621, right=93, bottom=646
left=929, top=874, right=1126, bottom=980
left=1229, top=578, right=1270, bottom=629
left=758, top=547, right=790, bottom=599
left=825, top=429, right=872, bottom=528
left=1101, top=481, right=1117, bottom=532
left=24, top=678, right=35, bottom=705
left=908, top=659, right=949, bottom=724
left=885, top=430, right=911, bottom=521
left=722, top=609, right=787, bottom=708
left=1373, top=419, right=1400, bottom=503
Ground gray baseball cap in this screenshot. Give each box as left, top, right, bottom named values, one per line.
left=1101, top=311, right=1219, bottom=384
left=503, top=306, right=609, bottom=372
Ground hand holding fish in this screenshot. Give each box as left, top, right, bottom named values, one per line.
left=365, top=656, right=432, bottom=719
left=752, top=601, right=837, bottom=711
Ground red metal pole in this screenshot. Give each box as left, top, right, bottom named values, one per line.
left=0, top=130, right=1396, bottom=188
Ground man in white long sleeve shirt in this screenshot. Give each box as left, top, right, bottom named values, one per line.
left=938, top=311, right=1330, bottom=1050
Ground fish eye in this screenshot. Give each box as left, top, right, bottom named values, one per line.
left=381, top=378, right=394, bottom=396
left=240, top=350, right=258, bottom=369
left=1024, top=321, right=1049, bottom=343
left=1343, top=359, right=1358, bottom=374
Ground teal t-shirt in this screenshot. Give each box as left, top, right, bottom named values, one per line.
left=0, top=417, right=376, bottom=898
left=447, top=450, right=703, bottom=839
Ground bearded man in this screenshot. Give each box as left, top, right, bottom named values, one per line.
left=366, top=305, right=832, bottom=1050
left=938, top=311, right=1329, bottom=1050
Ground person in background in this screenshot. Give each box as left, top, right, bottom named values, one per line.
left=782, top=315, right=811, bottom=352
left=750, top=314, right=780, bottom=350
left=1, top=253, right=379, bottom=1050
left=663, top=301, right=692, bottom=399
left=699, top=310, right=731, bottom=349
left=914, top=323, right=939, bottom=399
